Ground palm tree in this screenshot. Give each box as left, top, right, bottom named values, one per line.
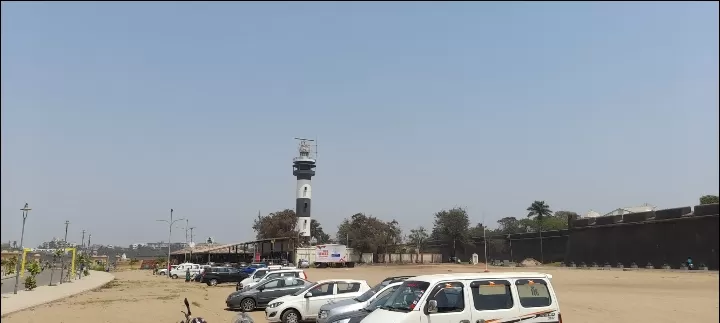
left=527, top=200, right=553, bottom=263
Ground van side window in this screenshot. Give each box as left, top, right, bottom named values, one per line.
left=470, top=280, right=513, bottom=311
left=337, top=282, right=362, bottom=294
left=515, top=279, right=552, bottom=308
left=427, top=281, right=465, bottom=313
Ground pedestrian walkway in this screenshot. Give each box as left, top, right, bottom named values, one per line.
left=0, top=270, right=115, bottom=316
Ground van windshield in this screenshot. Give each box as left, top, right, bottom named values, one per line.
left=355, top=281, right=387, bottom=302
left=379, top=281, right=430, bottom=312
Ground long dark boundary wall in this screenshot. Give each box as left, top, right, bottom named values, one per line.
left=565, top=212, right=719, bottom=269
left=429, top=230, right=570, bottom=264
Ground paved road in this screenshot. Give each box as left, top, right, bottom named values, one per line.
left=1, top=269, right=71, bottom=294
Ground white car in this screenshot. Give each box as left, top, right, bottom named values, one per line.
left=158, top=265, right=177, bottom=276
left=361, top=272, right=562, bottom=323
left=265, top=279, right=370, bottom=323
left=169, top=263, right=202, bottom=279
left=238, top=269, right=308, bottom=290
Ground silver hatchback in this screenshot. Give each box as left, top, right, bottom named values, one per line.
left=317, top=276, right=413, bottom=323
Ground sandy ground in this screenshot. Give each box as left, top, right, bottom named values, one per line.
left=1, top=265, right=718, bottom=323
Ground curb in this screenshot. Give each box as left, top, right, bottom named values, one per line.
left=1, top=271, right=115, bottom=316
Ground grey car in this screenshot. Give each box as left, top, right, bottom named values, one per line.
left=226, top=277, right=313, bottom=312
left=317, top=276, right=413, bottom=323
left=323, top=282, right=408, bottom=323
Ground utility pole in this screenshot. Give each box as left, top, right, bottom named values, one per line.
left=59, top=220, right=70, bottom=284
left=157, top=209, right=184, bottom=278
left=189, top=226, right=196, bottom=263
left=81, top=230, right=86, bottom=254
left=483, top=212, right=489, bottom=273
left=184, top=219, right=189, bottom=262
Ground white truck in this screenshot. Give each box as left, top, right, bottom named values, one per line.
left=314, top=244, right=355, bottom=268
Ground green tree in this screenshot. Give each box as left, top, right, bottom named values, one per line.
left=468, top=223, right=490, bottom=238
left=496, top=217, right=522, bottom=234
left=252, top=209, right=299, bottom=239
left=49, top=249, right=63, bottom=286
left=336, top=213, right=399, bottom=259
left=526, top=201, right=553, bottom=263
left=310, top=219, right=330, bottom=244
left=700, top=195, right=719, bottom=205
left=3, top=256, right=17, bottom=275
left=431, top=207, right=471, bottom=258
left=24, top=260, right=41, bottom=290
left=407, top=226, right=430, bottom=254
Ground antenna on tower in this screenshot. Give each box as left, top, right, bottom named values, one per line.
left=294, top=137, right=317, bottom=161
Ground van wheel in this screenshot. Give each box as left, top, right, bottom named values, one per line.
left=241, top=298, right=256, bottom=312
left=209, top=279, right=218, bottom=286
left=172, top=274, right=178, bottom=279
left=281, top=309, right=300, bottom=323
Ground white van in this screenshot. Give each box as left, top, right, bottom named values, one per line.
left=169, top=263, right=201, bottom=279
left=361, top=272, right=562, bottom=323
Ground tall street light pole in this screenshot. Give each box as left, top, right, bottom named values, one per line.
left=13, top=203, right=31, bottom=294
left=59, top=220, right=70, bottom=284
left=157, top=209, right=184, bottom=278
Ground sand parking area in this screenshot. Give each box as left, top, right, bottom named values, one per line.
left=1, top=265, right=717, bottom=323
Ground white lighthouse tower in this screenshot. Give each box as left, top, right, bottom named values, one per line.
left=293, top=138, right=316, bottom=244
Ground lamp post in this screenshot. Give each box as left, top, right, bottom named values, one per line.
left=157, top=209, right=184, bottom=278
left=13, top=203, right=31, bottom=294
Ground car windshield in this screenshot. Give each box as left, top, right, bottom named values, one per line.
left=355, top=281, right=388, bottom=302
left=291, top=282, right=317, bottom=296
left=379, top=281, right=430, bottom=312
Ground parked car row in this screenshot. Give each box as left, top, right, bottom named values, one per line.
left=230, top=271, right=562, bottom=323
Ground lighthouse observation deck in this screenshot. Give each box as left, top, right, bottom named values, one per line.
left=293, top=138, right=316, bottom=179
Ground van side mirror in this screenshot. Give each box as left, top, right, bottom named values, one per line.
left=304, top=292, right=313, bottom=298
left=257, top=286, right=265, bottom=291
left=427, top=300, right=438, bottom=313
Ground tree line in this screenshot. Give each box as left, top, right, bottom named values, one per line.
left=252, top=200, right=574, bottom=255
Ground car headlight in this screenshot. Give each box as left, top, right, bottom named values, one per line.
left=267, top=301, right=284, bottom=308
left=318, top=310, right=328, bottom=319
left=331, top=319, right=351, bottom=323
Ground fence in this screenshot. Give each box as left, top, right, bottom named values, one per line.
left=376, top=253, right=443, bottom=264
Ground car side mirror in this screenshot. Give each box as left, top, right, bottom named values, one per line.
left=257, top=286, right=264, bottom=291
left=427, top=300, right=438, bottom=313
left=304, top=292, right=313, bottom=298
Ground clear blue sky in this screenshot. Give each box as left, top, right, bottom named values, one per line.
left=2, top=2, right=718, bottom=247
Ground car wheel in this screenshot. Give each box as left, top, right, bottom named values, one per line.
left=281, top=309, right=300, bottom=323
left=241, top=298, right=256, bottom=312
left=159, top=272, right=166, bottom=276
left=209, top=279, right=218, bottom=286
left=172, top=274, right=178, bottom=279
